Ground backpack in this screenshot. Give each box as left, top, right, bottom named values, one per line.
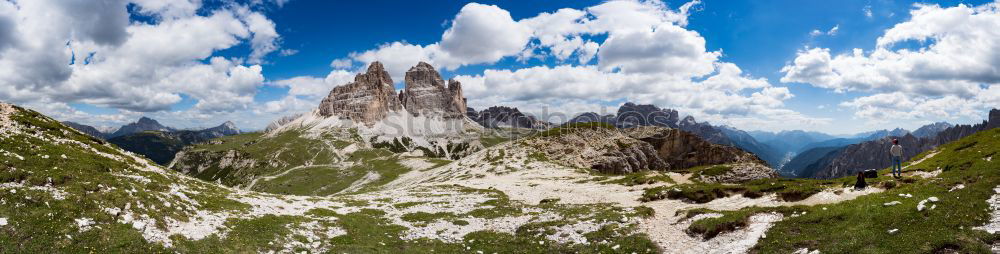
left=863, top=169, right=878, bottom=178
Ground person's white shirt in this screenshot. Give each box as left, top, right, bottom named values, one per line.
left=890, top=144, right=902, bottom=157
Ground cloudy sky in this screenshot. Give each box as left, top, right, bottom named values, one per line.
left=0, top=0, right=997, bottom=134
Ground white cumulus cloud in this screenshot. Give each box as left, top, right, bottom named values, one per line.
left=781, top=2, right=1000, bottom=122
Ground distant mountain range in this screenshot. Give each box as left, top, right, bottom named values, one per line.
left=912, top=122, right=952, bottom=138
left=787, top=112, right=998, bottom=179
left=778, top=123, right=961, bottom=177
left=750, top=130, right=835, bottom=151
left=63, top=117, right=242, bottom=165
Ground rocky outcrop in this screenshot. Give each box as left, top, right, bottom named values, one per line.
left=524, top=126, right=666, bottom=174
left=317, top=62, right=402, bottom=125
left=399, top=62, right=466, bottom=119
left=469, top=106, right=550, bottom=129
left=625, top=127, right=776, bottom=183
left=525, top=125, right=777, bottom=181
left=566, top=102, right=784, bottom=168
left=625, top=127, right=766, bottom=170
left=812, top=108, right=999, bottom=179
left=448, top=79, right=468, bottom=116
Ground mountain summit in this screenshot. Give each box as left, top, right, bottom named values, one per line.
left=317, top=62, right=402, bottom=125
left=399, top=62, right=467, bottom=119
left=200, top=121, right=241, bottom=136
left=316, top=61, right=468, bottom=126
left=109, top=117, right=176, bottom=138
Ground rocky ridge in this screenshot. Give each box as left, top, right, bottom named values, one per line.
left=524, top=124, right=776, bottom=182
left=567, top=103, right=783, bottom=167
left=626, top=126, right=777, bottom=183
left=468, top=106, right=551, bottom=129
left=523, top=125, right=665, bottom=174
left=912, top=122, right=952, bottom=138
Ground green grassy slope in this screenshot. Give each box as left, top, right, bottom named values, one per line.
left=672, top=129, right=1000, bottom=253
left=749, top=129, right=1000, bottom=253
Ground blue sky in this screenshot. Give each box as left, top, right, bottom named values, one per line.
left=0, top=0, right=997, bottom=134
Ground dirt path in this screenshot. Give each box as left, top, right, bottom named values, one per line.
left=245, top=165, right=312, bottom=190
left=882, top=150, right=941, bottom=178
left=905, top=150, right=939, bottom=169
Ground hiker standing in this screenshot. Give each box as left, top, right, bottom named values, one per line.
left=890, top=139, right=903, bottom=178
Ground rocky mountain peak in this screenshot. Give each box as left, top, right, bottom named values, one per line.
left=315, top=61, right=468, bottom=125
left=317, top=61, right=402, bottom=125
left=399, top=62, right=466, bottom=119
left=110, top=116, right=175, bottom=138
left=359, top=61, right=393, bottom=85
left=137, top=117, right=159, bottom=125
left=203, top=121, right=241, bottom=136
left=912, top=122, right=952, bottom=138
